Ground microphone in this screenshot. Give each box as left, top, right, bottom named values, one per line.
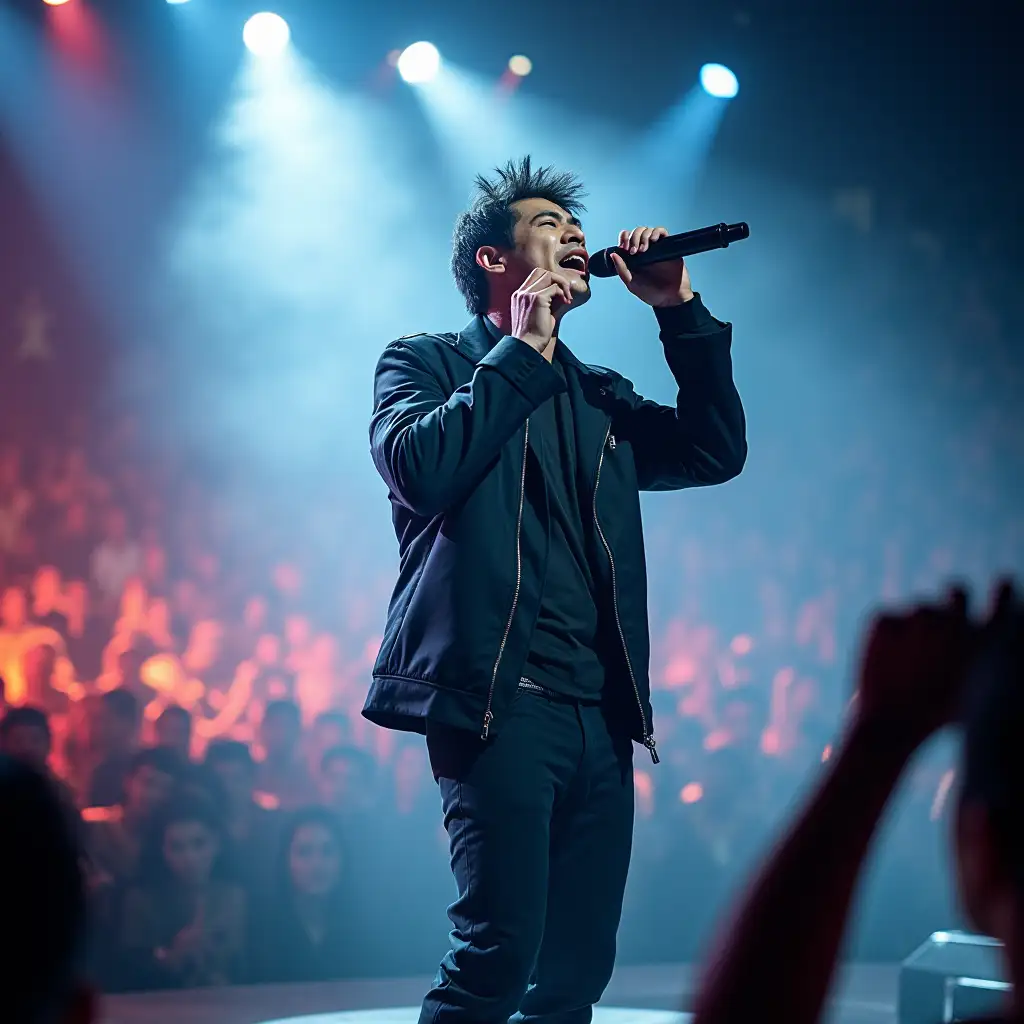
left=587, top=221, right=749, bottom=278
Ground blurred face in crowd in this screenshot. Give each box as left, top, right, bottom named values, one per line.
left=320, top=754, right=376, bottom=813
left=105, top=508, right=129, bottom=544
left=173, top=579, right=199, bottom=621
left=32, top=566, right=62, bottom=614
left=65, top=501, right=88, bottom=536
left=163, top=819, right=219, bottom=888
left=125, top=764, right=176, bottom=820
left=722, top=698, right=758, bottom=746
left=284, top=615, right=311, bottom=653
left=243, top=596, right=267, bottom=632
left=313, top=716, right=347, bottom=757
left=64, top=581, right=89, bottom=631
left=146, top=599, right=173, bottom=642
left=116, top=649, right=145, bottom=690
left=309, top=634, right=338, bottom=671
left=211, top=759, right=256, bottom=812
left=154, top=709, right=191, bottom=760
left=1, top=587, right=27, bottom=630
left=142, top=542, right=167, bottom=586
left=119, top=579, right=148, bottom=627
left=255, top=634, right=281, bottom=667
left=1, top=723, right=51, bottom=770
left=95, top=702, right=138, bottom=756
left=261, top=709, right=300, bottom=761
left=289, top=822, right=342, bottom=898
left=22, top=644, right=57, bottom=696
left=184, top=621, right=223, bottom=673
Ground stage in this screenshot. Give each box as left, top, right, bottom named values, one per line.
left=99, top=962, right=901, bottom=1024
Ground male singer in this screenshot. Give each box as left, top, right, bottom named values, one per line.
left=363, top=157, right=747, bottom=1023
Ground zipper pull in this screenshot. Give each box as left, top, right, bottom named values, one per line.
left=607, top=433, right=617, bottom=450
left=644, top=736, right=660, bottom=764
left=481, top=711, right=493, bottom=740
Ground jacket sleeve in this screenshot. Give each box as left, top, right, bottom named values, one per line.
left=618, top=293, right=747, bottom=491
left=370, top=334, right=565, bottom=518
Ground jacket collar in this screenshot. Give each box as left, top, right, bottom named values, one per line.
left=454, top=315, right=616, bottom=388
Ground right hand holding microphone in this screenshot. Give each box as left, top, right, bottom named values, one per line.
left=511, top=267, right=574, bottom=360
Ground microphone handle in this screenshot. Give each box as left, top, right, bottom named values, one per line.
left=588, top=222, right=749, bottom=278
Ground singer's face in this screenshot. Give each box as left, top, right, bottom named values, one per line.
left=506, top=198, right=591, bottom=308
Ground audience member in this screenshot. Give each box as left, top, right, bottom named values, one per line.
left=691, top=583, right=1019, bottom=1024
left=119, top=796, right=247, bottom=989
left=49, top=501, right=93, bottom=581
left=91, top=508, right=142, bottom=610
left=62, top=579, right=107, bottom=682
left=1, top=703, right=53, bottom=771
left=85, top=688, right=141, bottom=807
left=249, top=807, right=361, bottom=982
left=0, top=755, right=97, bottom=1024
left=203, top=739, right=279, bottom=889
left=308, top=709, right=351, bottom=784
left=84, top=746, right=183, bottom=884
left=32, top=564, right=67, bottom=631
left=255, top=699, right=315, bottom=811
left=319, top=745, right=379, bottom=818
left=153, top=704, right=192, bottom=761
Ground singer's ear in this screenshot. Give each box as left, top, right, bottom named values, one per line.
left=475, top=246, right=506, bottom=274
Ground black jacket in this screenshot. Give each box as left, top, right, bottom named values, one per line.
left=362, top=295, right=746, bottom=761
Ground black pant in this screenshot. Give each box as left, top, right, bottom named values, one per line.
left=421, top=685, right=635, bottom=1024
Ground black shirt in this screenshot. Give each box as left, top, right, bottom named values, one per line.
left=483, top=319, right=606, bottom=700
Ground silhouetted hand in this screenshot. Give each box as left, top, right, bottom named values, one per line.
left=853, top=581, right=1017, bottom=750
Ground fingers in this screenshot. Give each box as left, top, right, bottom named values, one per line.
left=610, top=251, right=632, bottom=284
left=986, top=577, right=1018, bottom=623
left=518, top=268, right=573, bottom=304
left=619, top=225, right=668, bottom=254
left=946, top=584, right=970, bottom=619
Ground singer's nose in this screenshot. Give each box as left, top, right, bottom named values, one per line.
left=564, top=222, right=585, bottom=248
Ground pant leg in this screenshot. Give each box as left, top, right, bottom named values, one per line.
left=420, top=692, right=582, bottom=1024
left=514, top=704, right=635, bottom=1024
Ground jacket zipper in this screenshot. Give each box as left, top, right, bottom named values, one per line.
left=482, top=421, right=529, bottom=739
left=593, top=423, right=660, bottom=764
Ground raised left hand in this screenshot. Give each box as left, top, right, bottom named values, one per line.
left=610, top=225, right=694, bottom=308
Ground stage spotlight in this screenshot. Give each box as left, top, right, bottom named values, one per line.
left=243, top=12, right=290, bottom=58
left=397, top=42, right=440, bottom=84
left=699, top=63, right=739, bottom=99
left=166, top=0, right=192, bottom=5
left=508, top=55, right=532, bottom=77
left=42, top=0, right=73, bottom=6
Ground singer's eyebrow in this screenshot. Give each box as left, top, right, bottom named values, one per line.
left=529, top=210, right=583, bottom=228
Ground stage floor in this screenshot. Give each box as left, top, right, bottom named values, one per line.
left=99, top=963, right=900, bottom=1024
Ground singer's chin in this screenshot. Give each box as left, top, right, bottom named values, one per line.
left=569, top=278, right=592, bottom=307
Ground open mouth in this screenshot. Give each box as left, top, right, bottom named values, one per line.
left=558, top=251, right=588, bottom=275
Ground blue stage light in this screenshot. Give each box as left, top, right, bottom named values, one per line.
left=397, top=42, right=441, bottom=84
left=699, top=63, right=739, bottom=99
left=243, top=12, right=290, bottom=57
